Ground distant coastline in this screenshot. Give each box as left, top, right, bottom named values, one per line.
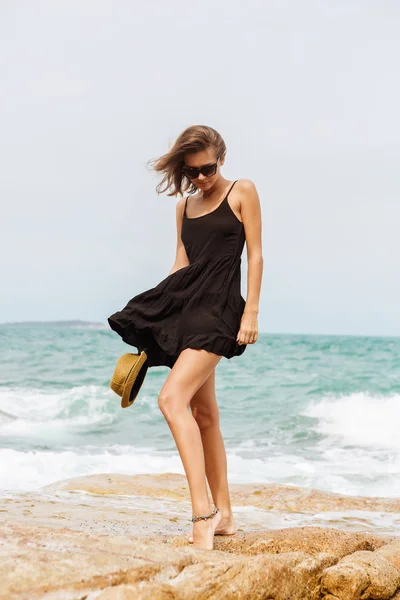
left=0, top=320, right=108, bottom=328
left=0, top=322, right=398, bottom=337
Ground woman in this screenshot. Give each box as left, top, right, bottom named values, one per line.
left=108, top=124, right=263, bottom=550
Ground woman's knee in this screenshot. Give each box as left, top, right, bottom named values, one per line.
left=192, top=405, right=219, bottom=431
left=158, top=387, right=188, bottom=421
left=158, top=389, right=172, bottom=418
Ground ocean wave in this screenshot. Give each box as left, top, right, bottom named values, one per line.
left=2, top=385, right=400, bottom=498
left=0, top=409, right=17, bottom=425
left=303, top=391, right=400, bottom=449
left=0, top=385, right=120, bottom=434
left=0, top=446, right=182, bottom=492
left=1, top=441, right=400, bottom=498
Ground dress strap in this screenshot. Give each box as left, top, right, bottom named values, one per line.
left=225, top=180, right=238, bottom=199
left=184, top=195, right=189, bottom=217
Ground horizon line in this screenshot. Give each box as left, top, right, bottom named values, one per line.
left=0, top=320, right=399, bottom=339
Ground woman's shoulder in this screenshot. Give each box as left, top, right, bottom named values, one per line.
left=235, top=178, right=257, bottom=192
left=175, top=195, right=189, bottom=219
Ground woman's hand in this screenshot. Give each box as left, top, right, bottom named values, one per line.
left=236, top=310, right=258, bottom=345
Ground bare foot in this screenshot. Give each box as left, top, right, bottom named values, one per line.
left=191, top=507, right=222, bottom=550
left=187, top=513, right=236, bottom=544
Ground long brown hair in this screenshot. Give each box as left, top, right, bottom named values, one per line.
left=148, top=125, right=226, bottom=197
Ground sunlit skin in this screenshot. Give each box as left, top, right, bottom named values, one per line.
left=158, top=146, right=263, bottom=550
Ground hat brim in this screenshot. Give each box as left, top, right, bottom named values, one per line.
left=121, top=350, right=148, bottom=408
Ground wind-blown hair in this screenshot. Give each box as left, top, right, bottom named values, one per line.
left=148, top=125, right=226, bottom=197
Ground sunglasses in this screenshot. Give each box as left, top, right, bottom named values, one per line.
left=182, top=160, right=218, bottom=180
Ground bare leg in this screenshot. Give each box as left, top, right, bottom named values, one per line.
left=158, top=348, right=223, bottom=550
left=187, top=369, right=237, bottom=542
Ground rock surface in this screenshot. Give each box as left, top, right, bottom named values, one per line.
left=1, top=473, right=400, bottom=599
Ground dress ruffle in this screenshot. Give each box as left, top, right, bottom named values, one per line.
left=108, top=261, right=246, bottom=368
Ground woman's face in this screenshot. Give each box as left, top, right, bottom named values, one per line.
left=183, top=147, right=225, bottom=191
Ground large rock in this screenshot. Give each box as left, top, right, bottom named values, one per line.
left=321, top=549, right=400, bottom=599
left=1, top=473, right=400, bottom=599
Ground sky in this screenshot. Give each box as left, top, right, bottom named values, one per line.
left=0, top=0, right=399, bottom=336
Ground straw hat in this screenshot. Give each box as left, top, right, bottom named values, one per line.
left=109, top=350, right=148, bottom=408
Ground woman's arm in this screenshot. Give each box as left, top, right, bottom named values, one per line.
left=168, top=197, right=190, bottom=276
left=236, top=179, right=263, bottom=345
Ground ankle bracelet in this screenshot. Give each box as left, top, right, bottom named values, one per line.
left=191, top=505, right=219, bottom=523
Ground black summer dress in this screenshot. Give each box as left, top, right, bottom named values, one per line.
left=108, top=179, right=247, bottom=368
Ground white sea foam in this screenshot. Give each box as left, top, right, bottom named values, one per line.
left=0, top=409, right=16, bottom=425
left=0, top=444, right=278, bottom=493
left=0, top=446, right=182, bottom=493
left=0, top=385, right=119, bottom=436
left=1, top=441, right=400, bottom=498
left=303, top=391, right=400, bottom=448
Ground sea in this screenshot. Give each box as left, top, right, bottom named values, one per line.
left=1, top=323, right=399, bottom=499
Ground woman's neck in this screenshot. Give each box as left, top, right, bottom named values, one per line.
left=200, top=177, right=230, bottom=201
